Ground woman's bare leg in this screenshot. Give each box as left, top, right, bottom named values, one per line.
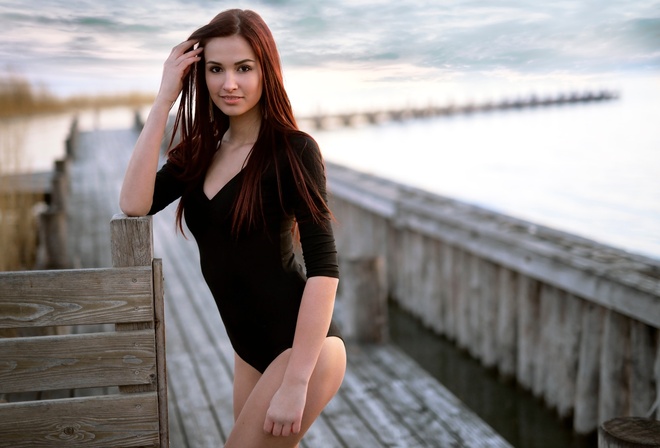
left=233, top=353, right=262, bottom=421
left=225, top=337, right=346, bottom=448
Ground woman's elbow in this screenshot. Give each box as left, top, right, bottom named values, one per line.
left=119, top=197, right=152, bottom=217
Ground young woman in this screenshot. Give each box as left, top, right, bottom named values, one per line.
left=119, top=9, right=346, bottom=448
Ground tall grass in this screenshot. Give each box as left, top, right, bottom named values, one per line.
left=0, top=119, right=39, bottom=271
left=0, top=70, right=155, bottom=119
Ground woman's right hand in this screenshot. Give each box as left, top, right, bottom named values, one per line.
left=157, top=39, right=203, bottom=107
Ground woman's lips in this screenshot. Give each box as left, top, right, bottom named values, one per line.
left=221, top=95, right=242, bottom=105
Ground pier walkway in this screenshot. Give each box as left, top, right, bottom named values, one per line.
left=65, top=126, right=512, bottom=447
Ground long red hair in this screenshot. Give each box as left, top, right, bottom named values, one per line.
left=167, top=9, right=329, bottom=235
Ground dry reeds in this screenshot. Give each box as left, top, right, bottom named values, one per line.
left=0, top=70, right=155, bottom=119
left=0, top=120, right=40, bottom=271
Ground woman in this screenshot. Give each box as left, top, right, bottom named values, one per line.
left=119, top=9, right=346, bottom=448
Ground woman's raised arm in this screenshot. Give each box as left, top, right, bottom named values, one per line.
left=119, top=40, right=202, bottom=216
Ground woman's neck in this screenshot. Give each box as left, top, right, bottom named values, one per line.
left=225, top=106, right=262, bottom=146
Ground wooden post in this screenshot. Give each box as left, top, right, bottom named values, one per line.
left=111, top=213, right=154, bottom=394
left=134, top=110, right=144, bottom=131
left=65, top=117, right=79, bottom=159
left=50, top=170, right=67, bottom=213
left=111, top=213, right=154, bottom=267
left=54, top=158, right=70, bottom=194
left=598, top=417, right=660, bottom=447
left=40, top=208, right=68, bottom=269
left=339, top=256, right=388, bottom=343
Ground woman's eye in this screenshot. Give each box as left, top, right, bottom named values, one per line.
left=238, top=65, right=252, bottom=73
left=209, top=66, right=222, bottom=73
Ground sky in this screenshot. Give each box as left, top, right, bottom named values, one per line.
left=1, top=0, right=658, bottom=100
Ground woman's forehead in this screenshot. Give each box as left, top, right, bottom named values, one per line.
left=204, top=35, right=257, bottom=63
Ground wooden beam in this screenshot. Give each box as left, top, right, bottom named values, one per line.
left=0, top=393, right=159, bottom=448
left=0, top=330, right=156, bottom=394
left=0, top=267, right=154, bottom=328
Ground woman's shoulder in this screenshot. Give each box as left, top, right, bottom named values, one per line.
left=285, top=131, right=320, bottom=155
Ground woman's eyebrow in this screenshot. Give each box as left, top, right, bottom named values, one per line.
left=205, top=58, right=256, bottom=66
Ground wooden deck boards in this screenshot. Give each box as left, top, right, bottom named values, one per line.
left=65, top=127, right=512, bottom=447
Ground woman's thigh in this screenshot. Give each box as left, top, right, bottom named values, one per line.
left=225, top=337, right=346, bottom=448
left=233, top=353, right=262, bottom=421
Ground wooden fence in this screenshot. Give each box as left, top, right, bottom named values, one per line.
left=326, top=161, right=660, bottom=436
left=0, top=215, right=168, bottom=447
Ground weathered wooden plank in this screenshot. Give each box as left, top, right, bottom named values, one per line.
left=166, top=386, right=188, bottom=448
left=556, top=292, right=583, bottom=419
left=630, top=320, right=656, bottom=417
left=441, top=242, right=456, bottom=339
left=0, top=330, right=156, bottom=394
left=599, top=309, right=632, bottom=423
left=0, top=392, right=159, bottom=448
left=340, top=356, right=425, bottom=447
left=424, top=238, right=444, bottom=335
left=534, top=284, right=555, bottom=400
left=467, top=254, right=484, bottom=360
left=455, top=248, right=470, bottom=350
left=496, top=266, right=517, bottom=378
left=166, top=352, right=225, bottom=447
left=300, top=413, right=345, bottom=448
left=152, top=258, right=169, bottom=448
left=339, top=256, right=388, bottom=343
left=367, top=345, right=513, bottom=447
left=321, top=384, right=384, bottom=447
left=481, top=259, right=498, bottom=368
left=574, top=302, right=605, bottom=434
left=516, top=275, right=540, bottom=391
left=0, top=267, right=154, bottom=328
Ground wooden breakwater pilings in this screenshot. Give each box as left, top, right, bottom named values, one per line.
left=326, top=161, right=659, bottom=436
left=301, top=89, right=619, bottom=129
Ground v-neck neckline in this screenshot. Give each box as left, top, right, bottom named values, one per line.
left=202, top=169, right=244, bottom=201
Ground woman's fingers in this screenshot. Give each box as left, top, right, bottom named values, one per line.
left=157, top=40, right=203, bottom=105
left=263, top=415, right=297, bottom=437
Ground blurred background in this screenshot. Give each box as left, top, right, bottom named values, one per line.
left=1, top=0, right=658, bottom=260
left=1, top=1, right=658, bottom=446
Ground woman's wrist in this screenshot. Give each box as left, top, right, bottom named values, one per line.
left=281, top=374, right=310, bottom=390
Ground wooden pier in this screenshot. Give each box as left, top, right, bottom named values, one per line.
left=2, top=123, right=512, bottom=447
left=299, top=89, right=619, bottom=130
left=326, top=161, right=660, bottom=437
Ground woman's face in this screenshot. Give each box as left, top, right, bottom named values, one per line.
left=204, top=35, right=263, bottom=119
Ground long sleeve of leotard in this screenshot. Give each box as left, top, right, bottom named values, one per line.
left=286, top=136, right=340, bottom=280
left=147, top=162, right=185, bottom=215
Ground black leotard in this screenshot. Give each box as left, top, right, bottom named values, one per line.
left=148, top=134, right=341, bottom=373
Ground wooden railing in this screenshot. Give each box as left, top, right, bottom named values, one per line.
left=326, top=161, right=660, bottom=436
left=0, top=215, right=169, bottom=447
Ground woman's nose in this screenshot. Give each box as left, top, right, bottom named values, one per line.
left=223, top=72, right=237, bottom=91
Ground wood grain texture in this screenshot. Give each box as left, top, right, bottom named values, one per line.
left=152, top=258, right=169, bottom=448
left=598, top=417, right=660, bottom=448
left=0, top=267, right=154, bottom=328
left=0, top=330, right=156, bottom=393
left=0, top=393, right=159, bottom=447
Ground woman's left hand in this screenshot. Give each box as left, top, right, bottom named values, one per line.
left=263, top=381, right=308, bottom=437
